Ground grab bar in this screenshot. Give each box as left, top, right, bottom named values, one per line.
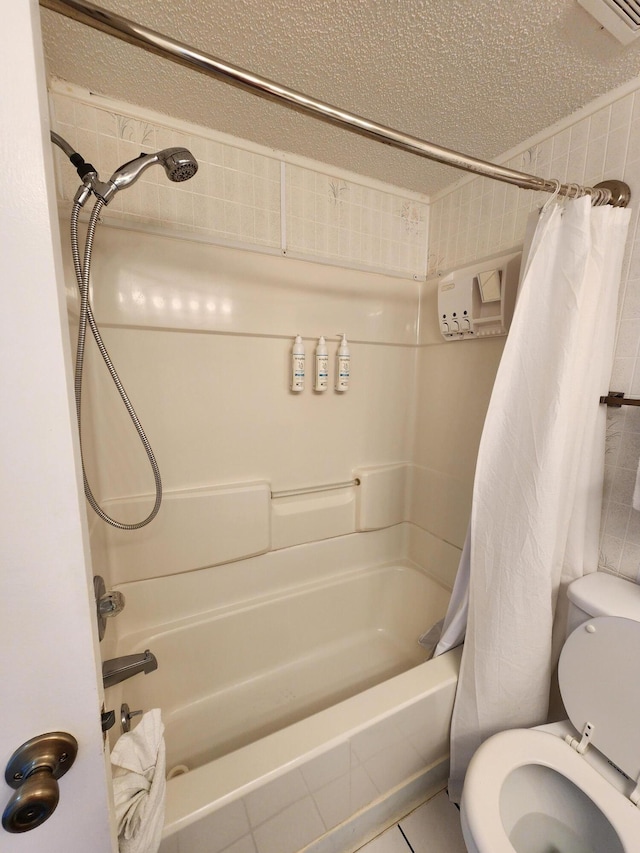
left=271, top=478, right=360, bottom=499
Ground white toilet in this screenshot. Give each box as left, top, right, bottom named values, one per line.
left=460, top=572, right=640, bottom=853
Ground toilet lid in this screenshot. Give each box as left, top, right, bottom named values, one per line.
left=558, top=615, right=640, bottom=784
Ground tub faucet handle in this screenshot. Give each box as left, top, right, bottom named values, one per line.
left=98, top=590, right=125, bottom=618
left=94, top=575, right=126, bottom=641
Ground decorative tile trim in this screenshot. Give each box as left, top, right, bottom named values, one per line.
left=285, top=164, right=428, bottom=276
left=48, top=81, right=428, bottom=279
left=427, top=84, right=639, bottom=277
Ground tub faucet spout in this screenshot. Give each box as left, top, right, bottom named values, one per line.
left=102, top=650, right=158, bottom=688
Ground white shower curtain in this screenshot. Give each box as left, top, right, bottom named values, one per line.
left=441, top=195, right=631, bottom=803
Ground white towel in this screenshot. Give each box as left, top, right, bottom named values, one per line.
left=111, top=709, right=166, bottom=853
left=634, top=458, right=640, bottom=512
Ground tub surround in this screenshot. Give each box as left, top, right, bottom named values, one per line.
left=51, top=84, right=504, bottom=852
left=96, top=465, right=464, bottom=586
left=52, top=87, right=500, bottom=605
left=45, top=82, right=542, bottom=853
left=65, top=213, right=479, bottom=594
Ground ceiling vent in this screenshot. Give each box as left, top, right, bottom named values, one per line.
left=578, top=0, right=640, bottom=43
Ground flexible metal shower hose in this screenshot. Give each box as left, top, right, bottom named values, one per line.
left=71, top=198, right=162, bottom=529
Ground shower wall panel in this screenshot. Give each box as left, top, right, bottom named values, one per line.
left=49, top=85, right=435, bottom=588
left=59, top=224, right=419, bottom=586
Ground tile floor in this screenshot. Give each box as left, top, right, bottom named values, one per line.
left=358, top=791, right=467, bottom=853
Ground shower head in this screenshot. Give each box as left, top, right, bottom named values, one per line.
left=101, top=147, right=198, bottom=202
left=50, top=131, right=198, bottom=206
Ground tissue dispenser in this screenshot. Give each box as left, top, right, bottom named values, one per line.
left=437, top=251, right=521, bottom=341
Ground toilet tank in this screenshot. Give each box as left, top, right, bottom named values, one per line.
left=567, top=572, right=640, bottom=636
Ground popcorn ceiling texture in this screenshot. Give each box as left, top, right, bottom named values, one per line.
left=41, top=0, right=640, bottom=196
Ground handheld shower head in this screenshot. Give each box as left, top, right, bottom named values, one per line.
left=50, top=132, right=199, bottom=207
left=160, top=148, right=199, bottom=182
left=102, top=147, right=198, bottom=202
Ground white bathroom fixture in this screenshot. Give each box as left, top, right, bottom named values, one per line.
left=460, top=572, right=640, bottom=852
left=436, top=252, right=521, bottom=341
left=578, top=0, right=640, bottom=45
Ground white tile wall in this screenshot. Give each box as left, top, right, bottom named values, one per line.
left=285, top=164, right=428, bottom=276
left=49, top=82, right=428, bottom=279
left=52, top=90, right=281, bottom=247
left=428, top=76, right=640, bottom=582
left=428, top=86, right=640, bottom=279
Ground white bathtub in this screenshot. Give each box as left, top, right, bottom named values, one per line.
left=108, top=530, right=461, bottom=853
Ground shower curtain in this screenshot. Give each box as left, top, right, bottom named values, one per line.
left=440, top=195, right=631, bottom=803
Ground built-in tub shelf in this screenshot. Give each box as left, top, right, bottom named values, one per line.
left=600, top=391, right=640, bottom=407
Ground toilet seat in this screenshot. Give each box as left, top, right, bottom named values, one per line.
left=461, top=727, right=640, bottom=853
left=559, top=615, right=640, bottom=786
left=462, top=615, right=640, bottom=853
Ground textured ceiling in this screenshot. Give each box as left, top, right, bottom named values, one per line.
left=40, top=0, right=640, bottom=195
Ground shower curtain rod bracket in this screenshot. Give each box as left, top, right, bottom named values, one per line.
left=600, top=391, right=640, bottom=407
left=594, top=181, right=631, bottom=208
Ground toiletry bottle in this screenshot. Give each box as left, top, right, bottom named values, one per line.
left=291, top=335, right=305, bottom=392
left=314, top=336, right=329, bottom=392
left=335, top=333, right=350, bottom=392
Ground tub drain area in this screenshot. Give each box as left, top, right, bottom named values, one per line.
left=167, top=764, right=189, bottom=780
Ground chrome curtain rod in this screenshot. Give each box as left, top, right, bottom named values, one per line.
left=41, top=0, right=630, bottom=207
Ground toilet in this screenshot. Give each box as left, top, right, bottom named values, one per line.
left=460, top=572, right=640, bottom=853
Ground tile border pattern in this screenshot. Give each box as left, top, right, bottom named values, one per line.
left=49, top=81, right=429, bottom=280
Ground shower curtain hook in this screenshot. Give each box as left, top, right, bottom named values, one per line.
left=542, top=179, right=561, bottom=212
left=588, top=185, right=611, bottom=206
left=566, top=183, right=580, bottom=201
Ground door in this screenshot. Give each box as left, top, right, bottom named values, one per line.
left=0, top=2, right=115, bottom=851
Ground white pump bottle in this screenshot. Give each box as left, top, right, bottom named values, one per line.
left=291, top=335, right=305, bottom=392
left=335, top=334, right=350, bottom=392
left=314, top=336, right=329, bottom=391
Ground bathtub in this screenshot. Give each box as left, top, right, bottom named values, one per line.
left=108, top=530, right=461, bottom=853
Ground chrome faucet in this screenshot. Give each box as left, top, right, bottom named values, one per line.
left=102, top=650, right=158, bottom=689
left=94, top=575, right=126, bottom=642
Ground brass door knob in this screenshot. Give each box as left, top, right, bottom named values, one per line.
left=2, top=732, right=77, bottom=833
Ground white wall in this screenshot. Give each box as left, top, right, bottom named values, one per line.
left=1, top=5, right=114, bottom=850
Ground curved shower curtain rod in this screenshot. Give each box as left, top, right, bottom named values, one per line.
left=41, top=0, right=630, bottom=207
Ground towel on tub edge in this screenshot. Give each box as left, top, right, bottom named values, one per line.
left=111, top=708, right=166, bottom=853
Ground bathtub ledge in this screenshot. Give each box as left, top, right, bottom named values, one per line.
left=162, top=645, right=461, bottom=837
